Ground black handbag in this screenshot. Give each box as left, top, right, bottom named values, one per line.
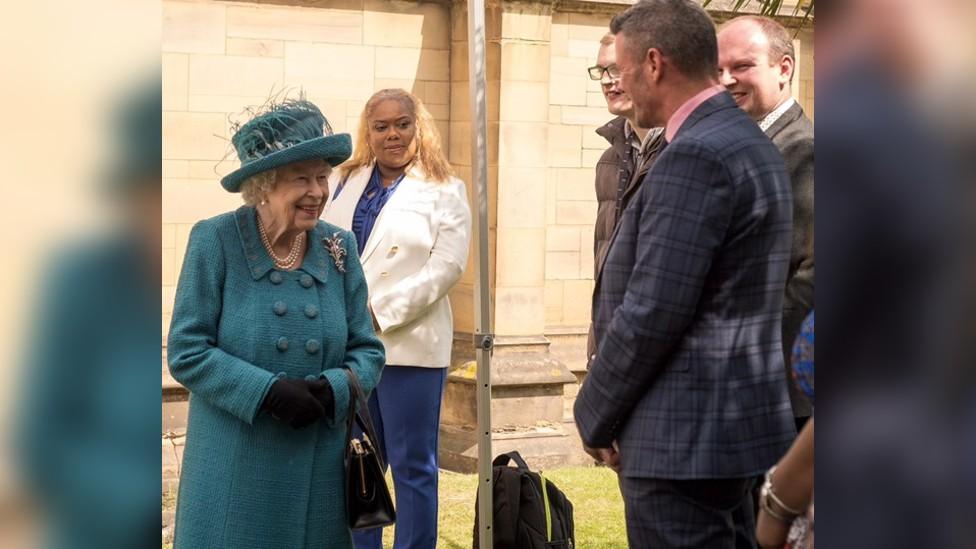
left=343, top=368, right=396, bottom=530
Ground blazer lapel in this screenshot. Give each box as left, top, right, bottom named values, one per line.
left=324, top=166, right=371, bottom=231
left=358, top=166, right=425, bottom=264
left=763, top=102, right=803, bottom=140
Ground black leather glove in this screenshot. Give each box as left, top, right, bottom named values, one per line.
left=306, top=378, right=335, bottom=422
left=261, top=378, right=325, bottom=428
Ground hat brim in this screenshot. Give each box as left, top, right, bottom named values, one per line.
left=221, top=133, right=352, bottom=192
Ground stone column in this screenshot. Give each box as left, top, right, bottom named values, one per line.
left=442, top=0, right=579, bottom=472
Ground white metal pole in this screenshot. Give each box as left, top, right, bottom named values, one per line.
left=466, top=0, right=494, bottom=547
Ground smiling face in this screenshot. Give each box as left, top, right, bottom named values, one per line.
left=264, top=158, right=331, bottom=233
left=367, top=98, right=419, bottom=176
left=597, top=41, right=635, bottom=118
left=718, top=19, right=794, bottom=120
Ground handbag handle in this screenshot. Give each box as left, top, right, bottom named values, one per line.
left=343, top=368, right=387, bottom=470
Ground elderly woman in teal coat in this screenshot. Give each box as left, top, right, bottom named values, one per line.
left=167, top=99, right=385, bottom=549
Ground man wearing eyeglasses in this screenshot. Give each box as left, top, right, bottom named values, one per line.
left=586, top=32, right=666, bottom=371
left=574, top=1, right=795, bottom=546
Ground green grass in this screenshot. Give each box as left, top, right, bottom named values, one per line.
left=162, top=465, right=627, bottom=548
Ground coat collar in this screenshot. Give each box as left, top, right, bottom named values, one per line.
left=234, top=206, right=330, bottom=284
left=595, top=116, right=628, bottom=145
left=671, top=90, right=738, bottom=141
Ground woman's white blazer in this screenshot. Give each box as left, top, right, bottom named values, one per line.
left=324, top=164, right=471, bottom=368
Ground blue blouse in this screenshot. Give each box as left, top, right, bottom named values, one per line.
left=791, top=310, right=814, bottom=407
left=335, top=166, right=405, bottom=255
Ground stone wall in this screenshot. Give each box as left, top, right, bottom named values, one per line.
left=162, top=0, right=453, bottom=345
left=162, top=0, right=814, bottom=348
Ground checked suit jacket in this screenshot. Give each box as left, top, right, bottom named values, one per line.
left=574, top=91, right=797, bottom=479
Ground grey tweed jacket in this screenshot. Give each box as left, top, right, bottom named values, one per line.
left=574, top=91, right=796, bottom=479
left=766, top=101, right=815, bottom=419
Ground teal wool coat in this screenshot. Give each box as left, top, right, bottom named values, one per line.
left=168, top=207, right=385, bottom=549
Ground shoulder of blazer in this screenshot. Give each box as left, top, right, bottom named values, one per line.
left=443, top=176, right=468, bottom=199
left=676, top=91, right=739, bottom=137
left=437, top=177, right=472, bottom=221
left=398, top=173, right=467, bottom=199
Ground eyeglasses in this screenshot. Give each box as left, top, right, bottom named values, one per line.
left=587, top=64, right=622, bottom=81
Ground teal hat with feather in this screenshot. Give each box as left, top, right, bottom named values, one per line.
left=221, top=98, right=351, bottom=192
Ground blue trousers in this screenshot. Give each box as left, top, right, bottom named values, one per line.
left=353, top=366, right=447, bottom=549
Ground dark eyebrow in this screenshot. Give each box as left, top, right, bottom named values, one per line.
left=372, top=116, right=412, bottom=124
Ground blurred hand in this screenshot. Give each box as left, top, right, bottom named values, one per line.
left=261, top=378, right=325, bottom=428
left=583, top=443, right=621, bottom=473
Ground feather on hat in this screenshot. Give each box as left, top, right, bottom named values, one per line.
left=221, top=98, right=351, bottom=192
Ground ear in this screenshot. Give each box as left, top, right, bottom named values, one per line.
left=779, top=54, right=795, bottom=87
left=646, top=48, right=665, bottom=84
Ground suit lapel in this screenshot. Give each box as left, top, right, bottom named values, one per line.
left=358, top=167, right=425, bottom=264
left=763, top=102, right=803, bottom=140
left=324, top=166, right=371, bottom=230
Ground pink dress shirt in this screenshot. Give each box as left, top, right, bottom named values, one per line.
left=664, top=84, right=726, bottom=143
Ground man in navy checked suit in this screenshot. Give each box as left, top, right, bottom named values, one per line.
left=573, top=1, right=796, bottom=547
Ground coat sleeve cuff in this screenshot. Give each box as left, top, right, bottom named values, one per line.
left=242, top=370, right=280, bottom=425
left=573, top=384, right=618, bottom=448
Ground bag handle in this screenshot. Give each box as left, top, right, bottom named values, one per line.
left=343, top=368, right=387, bottom=470
left=492, top=451, right=531, bottom=471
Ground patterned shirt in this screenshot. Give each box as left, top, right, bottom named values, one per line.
left=759, top=97, right=796, bottom=132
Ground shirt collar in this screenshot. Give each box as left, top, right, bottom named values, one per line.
left=623, top=120, right=640, bottom=149
left=665, top=84, right=725, bottom=143
left=235, top=206, right=330, bottom=284
left=758, top=97, right=796, bottom=132
left=625, top=120, right=664, bottom=153
left=368, top=164, right=406, bottom=192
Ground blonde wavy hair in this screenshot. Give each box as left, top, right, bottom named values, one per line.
left=340, top=88, right=452, bottom=183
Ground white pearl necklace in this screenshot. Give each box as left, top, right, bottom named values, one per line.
left=257, top=214, right=305, bottom=270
